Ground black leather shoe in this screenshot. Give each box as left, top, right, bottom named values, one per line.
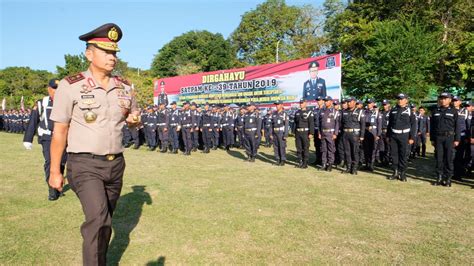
left=435, top=175, right=443, bottom=186
left=342, top=167, right=351, bottom=174
left=400, top=171, right=407, bottom=182
left=279, top=160, right=286, bottom=166
left=351, top=167, right=358, bottom=175
left=388, top=169, right=398, bottom=180
left=326, top=165, right=332, bottom=172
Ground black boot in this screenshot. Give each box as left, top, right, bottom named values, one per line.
left=320, top=163, right=326, bottom=171
left=368, top=163, right=374, bottom=172
left=435, top=174, right=443, bottom=186
left=400, top=170, right=407, bottom=182
left=279, top=160, right=286, bottom=166
left=48, top=187, right=59, bottom=201
left=445, top=176, right=452, bottom=187
left=342, top=166, right=351, bottom=173
left=388, top=169, right=398, bottom=180
left=351, top=165, right=358, bottom=175
left=326, top=164, right=332, bottom=172
left=296, top=161, right=303, bottom=168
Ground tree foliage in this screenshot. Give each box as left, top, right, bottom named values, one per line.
left=0, top=67, right=52, bottom=108
left=150, top=30, right=234, bottom=78
left=230, top=0, right=326, bottom=65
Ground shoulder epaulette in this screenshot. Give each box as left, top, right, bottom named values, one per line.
left=115, top=76, right=131, bottom=86
left=65, top=73, right=85, bottom=84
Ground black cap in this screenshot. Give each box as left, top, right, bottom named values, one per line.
left=48, top=79, right=59, bottom=89
left=299, top=99, right=306, bottom=104
left=464, top=100, right=472, bottom=106
left=438, top=92, right=452, bottom=99
left=316, top=96, right=323, bottom=101
left=345, top=96, right=355, bottom=102
left=333, top=100, right=339, bottom=105
left=382, top=99, right=389, bottom=105
left=452, top=95, right=460, bottom=101
left=396, top=93, right=407, bottom=99
left=170, top=101, right=176, bottom=105
left=324, top=96, right=333, bottom=101
left=366, top=98, right=374, bottom=104
left=356, top=100, right=362, bottom=105
left=410, top=103, right=416, bottom=108
left=308, top=61, right=319, bottom=69
left=247, top=102, right=256, bottom=107
left=79, top=23, right=122, bottom=52
left=183, top=101, right=190, bottom=105
left=274, top=100, right=283, bottom=105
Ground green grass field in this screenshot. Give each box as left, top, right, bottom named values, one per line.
left=1, top=132, right=473, bottom=265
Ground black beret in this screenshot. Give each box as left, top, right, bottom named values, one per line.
left=308, top=61, right=319, bottom=68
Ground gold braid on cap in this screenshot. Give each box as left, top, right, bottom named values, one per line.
left=87, top=41, right=120, bottom=52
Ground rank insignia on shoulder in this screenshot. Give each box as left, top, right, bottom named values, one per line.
left=65, top=73, right=85, bottom=84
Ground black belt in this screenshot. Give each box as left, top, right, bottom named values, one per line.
left=69, top=152, right=123, bottom=161
left=435, top=131, right=454, bottom=136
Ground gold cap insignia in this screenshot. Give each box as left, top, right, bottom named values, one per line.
left=108, top=27, right=119, bottom=41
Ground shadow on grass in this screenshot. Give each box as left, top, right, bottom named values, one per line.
left=107, top=185, right=152, bottom=265
left=146, top=256, right=166, bottom=266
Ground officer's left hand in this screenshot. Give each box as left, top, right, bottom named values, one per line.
left=164, top=128, right=168, bottom=132
left=332, top=134, right=337, bottom=140
left=454, top=141, right=459, bottom=147
left=360, top=137, right=364, bottom=142
left=408, top=139, right=414, bottom=145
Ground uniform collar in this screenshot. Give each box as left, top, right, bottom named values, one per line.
left=84, top=69, right=120, bottom=91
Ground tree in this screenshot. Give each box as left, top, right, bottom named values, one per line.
left=0, top=67, right=53, bottom=108
left=150, top=30, right=234, bottom=78
left=56, top=54, right=89, bottom=79
left=344, top=18, right=441, bottom=101
left=230, top=0, right=325, bottom=65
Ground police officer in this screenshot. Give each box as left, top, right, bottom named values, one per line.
left=271, top=100, right=289, bottom=166
left=263, top=110, right=273, bottom=147
left=157, top=102, right=169, bottom=153
left=180, top=101, right=194, bottom=155
left=415, top=106, right=430, bottom=157
left=235, top=106, right=246, bottom=149
left=200, top=103, right=213, bottom=153
left=294, top=99, right=314, bottom=168
left=387, top=93, right=416, bottom=182
left=302, top=61, right=327, bottom=101
left=340, top=97, right=365, bottom=175
left=168, top=101, right=181, bottom=154
left=319, top=96, right=339, bottom=171
left=144, top=105, right=158, bottom=151
left=157, top=81, right=169, bottom=106
left=221, top=104, right=235, bottom=150
left=363, top=98, right=382, bottom=171
left=23, top=79, right=67, bottom=201
left=452, top=96, right=470, bottom=180
left=211, top=105, right=221, bottom=149
left=190, top=102, right=201, bottom=151
left=430, top=92, right=461, bottom=186
left=243, top=102, right=261, bottom=162
left=48, top=23, right=140, bottom=265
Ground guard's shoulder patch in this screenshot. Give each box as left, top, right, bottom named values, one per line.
left=65, top=73, right=85, bottom=84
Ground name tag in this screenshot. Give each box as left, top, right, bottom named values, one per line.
left=327, top=118, right=331, bottom=123
left=81, top=95, right=95, bottom=99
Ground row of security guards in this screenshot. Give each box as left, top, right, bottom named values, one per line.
left=0, top=109, right=31, bottom=133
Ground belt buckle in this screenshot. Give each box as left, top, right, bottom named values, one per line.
left=106, top=154, right=115, bottom=161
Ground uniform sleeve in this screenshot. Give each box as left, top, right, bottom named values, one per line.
left=308, top=112, right=315, bottom=135
left=376, top=113, right=382, bottom=136
left=50, top=80, right=73, bottom=124
left=284, top=113, right=289, bottom=138
left=454, top=111, right=461, bottom=142
left=334, top=111, right=340, bottom=135
left=426, top=117, right=430, bottom=134
left=23, top=107, right=39, bottom=143
left=359, top=110, right=365, bottom=137
left=409, top=112, right=416, bottom=140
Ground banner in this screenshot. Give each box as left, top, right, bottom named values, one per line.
left=153, top=53, right=341, bottom=107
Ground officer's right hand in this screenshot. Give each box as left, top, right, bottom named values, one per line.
left=49, top=172, right=64, bottom=192
left=23, top=142, right=33, bottom=150
left=308, top=134, right=313, bottom=139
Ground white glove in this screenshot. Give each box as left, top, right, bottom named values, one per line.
left=23, top=142, right=33, bottom=150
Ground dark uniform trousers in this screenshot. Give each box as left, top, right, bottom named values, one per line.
left=41, top=140, right=67, bottom=196
left=181, top=126, right=193, bottom=152
left=146, top=125, right=157, bottom=148
left=222, top=126, right=234, bottom=147
left=272, top=131, right=286, bottom=161
left=130, top=127, right=140, bottom=148
left=343, top=131, right=360, bottom=168
left=363, top=128, right=378, bottom=165
left=335, top=133, right=345, bottom=165
left=416, top=132, right=427, bottom=157
left=321, top=132, right=336, bottom=166
left=264, top=126, right=273, bottom=146
left=435, top=134, right=455, bottom=177
left=379, top=130, right=390, bottom=163
left=158, top=126, right=169, bottom=149
left=244, top=129, right=258, bottom=157
left=201, top=126, right=212, bottom=149
left=314, top=129, right=322, bottom=164
left=390, top=132, right=409, bottom=172
left=192, top=129, right=200, bottom=149
left=66, top=154, right=124, bottom=266
left=295, top=130, right=310, bottom=164
left=212, top=126, right=220, bottom=148
left=168, top=126, right=179, bottom=150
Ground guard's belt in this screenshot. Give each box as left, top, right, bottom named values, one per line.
left=69, top=152, right=123, bottom=161
left=392, top=128, right=410, bottom=134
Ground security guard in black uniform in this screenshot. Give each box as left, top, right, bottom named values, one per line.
left=168, top=101, right=181, bottom=153
left=363, top=98, right=382, bottom=171
left=157, top=102, right=169, bottom=153
left=23, top=79, right=67, bottom=200
left=220, top=104, right=235, bottom=150
left=319, top=96, right=339, bottom=171
left=263, top=111, right=273, bottom=147
left=452, top=96, right=470, bottom=180
left=144, top=105, right=158, bottom=151
left=271, top=100, right=289, bottom=166
left=294, top=99, right=314, bottom=168
left=235, top=107, right=246, bottom=148
left=430, top=92, right=461, bottom=186
left=243, top=102, right=261, bottom=162
left=180, top=101, right=195, bottom=155
left=200, top=103, right=213, bottom=153
left=415, top=106, right=430, bottom=157
left=387, top=93, right=416, bottom=182
left=340, top=97, right=365, bottom=175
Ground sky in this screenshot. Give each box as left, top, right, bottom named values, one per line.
left=0, top=0, right=324, bottom=73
